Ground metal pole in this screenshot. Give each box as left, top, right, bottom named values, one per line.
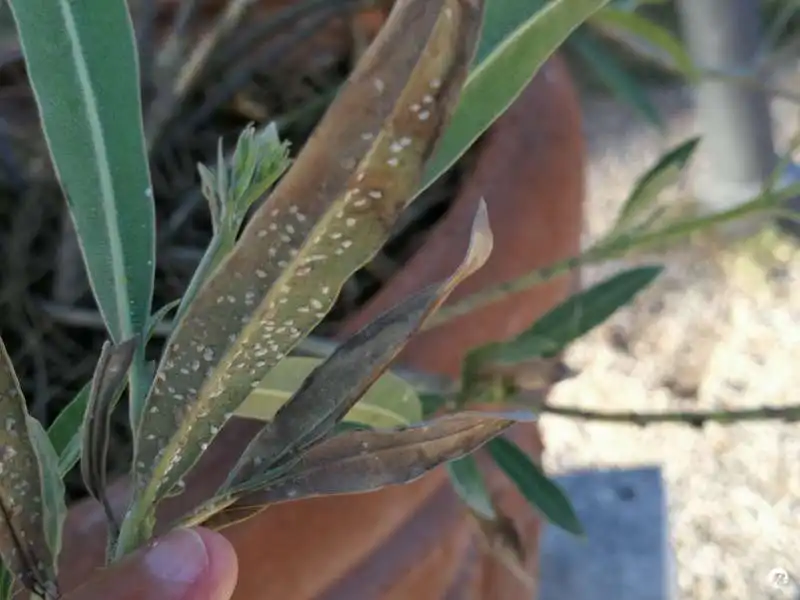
left=675, top=0, right=785, bottom=236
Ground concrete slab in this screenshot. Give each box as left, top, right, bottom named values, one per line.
left=538, top=466, right=675, bottom=600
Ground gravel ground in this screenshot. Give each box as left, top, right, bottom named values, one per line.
left=541, top=66, right=800, bottom=599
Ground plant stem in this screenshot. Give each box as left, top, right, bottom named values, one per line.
left=427, top=183, right=800, bottom=329
left=539, top=401, right=800, bottom=427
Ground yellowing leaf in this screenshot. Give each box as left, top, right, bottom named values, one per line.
left=236, top=357, right=422, bottom=429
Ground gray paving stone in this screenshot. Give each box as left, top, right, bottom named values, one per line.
left=538, top=466, right=675, bottom=600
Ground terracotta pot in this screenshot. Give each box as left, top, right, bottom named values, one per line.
left=57, top=48, right=584, bottom=600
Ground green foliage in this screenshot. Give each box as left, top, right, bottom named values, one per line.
left=615, top=137, right=700, bottom=230
left=488, top=437, right=584, bottom=536
left=447, top=455, right=496, bottom=519
left=7, top=0, right=155, bottom=352
left=468, top=266, right=663, bottom=370
left=569, top=28, right=663, bottom=128
left=421, top=0, right=614, bottom=194
left=47, top=382, right=90, bottom=477
left=591, top=7, right=696, bottom=79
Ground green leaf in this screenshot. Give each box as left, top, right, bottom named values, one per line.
left=200, top=409, right=536, bottom=531
left=0, top=338, right=61, bottom=598
left=26, top=418, right=67, bottom=581
left=569, top=29, right=662, bottom=128
left=48, top=383, right=89, bottom=461
left=420, top=0, right=613, bottom=193
left=0, top=565, right=11, bottom=600
left=180, top=124, right=292, bottom=322
left=447, top=455, right=496, bottom=519
left=144, top=300, right=181, bottom=343
left=236, top=357, right=422, bottom=429
left=8, top=0, right=155, bottom=348
left=226, top=206, right=492, bottom=492
left=591, top=7, right=697, bottom=80
left=616, top=137, right=700, bottom=228
left=479, top=266, right=663, bottom=367
left=488, top=437, right=583, bottom=536
left=122, top=0, right=487, bottom=555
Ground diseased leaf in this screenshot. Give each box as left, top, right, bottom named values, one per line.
left=203, top=410, right=535, bottom=531
left=235, top=357, right=422, bottom=430
left=447, top=455, right=495, bottom=519
left=81, top=338, right=138, bottom=537
left=127, top=0, right=487, bottom=547
left=474, top=266, right=663, bottom=367
left=7, top=0, right=155, bottom=350
left=225, top=202, right=492, bottom=491
left=616, top=137, right=700, bottom=228
left=488, top=437, right=583, bottom=536
left=0, top=338, right=60, bottom=598
left=420, top=0, right=612, bottom=194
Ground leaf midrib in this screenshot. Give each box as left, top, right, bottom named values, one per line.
left=58, top=0, right=132, bottom=341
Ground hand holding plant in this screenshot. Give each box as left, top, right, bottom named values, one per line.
left=2, top=0, right=798, bottom=597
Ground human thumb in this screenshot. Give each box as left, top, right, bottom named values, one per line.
left=64, top=527, right=238, bottom=600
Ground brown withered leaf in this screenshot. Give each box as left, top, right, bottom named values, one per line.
left=203, top=409, right=534, bottom=531
left=0, top=338, right=60, bottom=598
left=132, top=0, right=487, bottom=515
left=223, top=201, right=492, bottom=493
left=81, top=338, right=138, bottom=538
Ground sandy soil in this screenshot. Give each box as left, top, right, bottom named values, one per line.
left=541, top=68, right=800, bottom=599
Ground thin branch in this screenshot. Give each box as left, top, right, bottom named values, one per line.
left=426, top=183, right=798, bottom=330
left=538, top=402, right=800, bottom=427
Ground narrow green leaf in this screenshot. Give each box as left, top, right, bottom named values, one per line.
left=472, top=0, right=545, bottom=66
left=47, top=383, right=90, bottom=463
left=236, top=357, right=422, bottom=430
left=420, top=392, right=450, bottom=418
left=420, top=0, right=612, bottom=193
left=81, top=338, right=138, bottom=536
left=25, top=418, right=67, bottom=580
left=202, top=410, right=536, bottom=531
left=226, top=205, right=492, bottom=491
left=144, top=300, right=181, bottom=343
left=488, top=437, right=583, bottom=536
left=0, top=338, right=60, bottom=597
left=481, top=266, right=663, bottom=367
left=616, top=137, right=700, bottom=228
left=0, top=565, right=11, bottom=600
left=447, top=455, right=495, bottom=519
left=570, top=29, right=662, bottom=128
left=591, top=7, right=697, bottom=80
left=7, top=0, right=155, bottom=348
left=126, top=0, right=487, bottom=544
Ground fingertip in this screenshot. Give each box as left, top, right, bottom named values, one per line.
left=190, top=527, right=239, bottom=600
